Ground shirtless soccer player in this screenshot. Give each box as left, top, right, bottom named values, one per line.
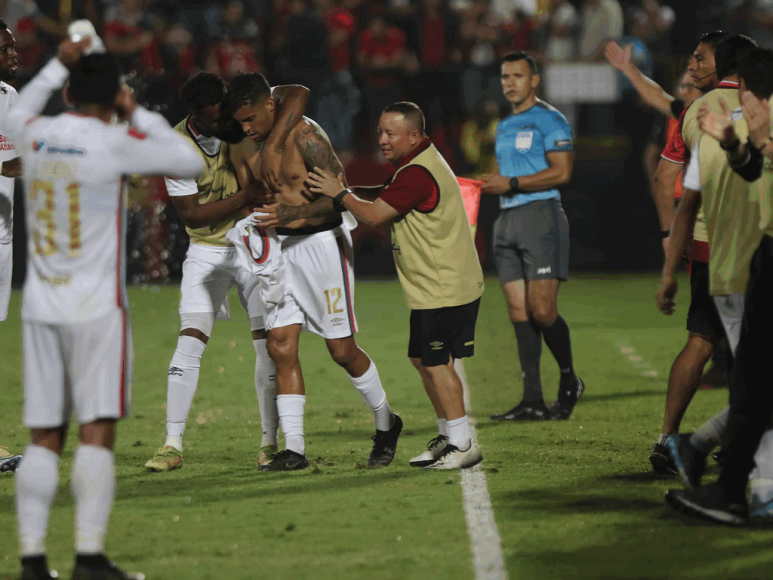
left=227, top=73, right=402, bottom=471
left=144, top=73, right=310, bottom=471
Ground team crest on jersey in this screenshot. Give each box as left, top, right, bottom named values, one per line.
left=33, top=141, right=44, bottom=152
left=515, top=131, right=533, bottom=153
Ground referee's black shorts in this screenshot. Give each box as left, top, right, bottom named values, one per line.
left=408, top=298, right=480, bottom=367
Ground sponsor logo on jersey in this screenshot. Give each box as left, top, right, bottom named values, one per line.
left=537, top=266, right=552, bottom=275
left=45, top=145, right=85, bottom=155
left=515, top=131, right=533, bottom=153
left=430, top=341, right=444, bottom=350
left=33, top=141, right=44, bottom=152
left=731, top=107, right=743, bottom=122
left=554, top=139, right=572, bottom=148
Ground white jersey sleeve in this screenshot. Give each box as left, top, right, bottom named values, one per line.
left=165, top=176, right=198, bottom=197
left=683, top=141, right=701, bottom=192
left=5, top=58, right=68, bottom=142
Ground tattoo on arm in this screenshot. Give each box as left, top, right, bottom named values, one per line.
left=278, top=197, right=335, bottom=223
left=295, top=121, right=347, bottom=186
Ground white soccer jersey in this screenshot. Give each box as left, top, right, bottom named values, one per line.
left=6, top=58, right=205, bottom=323
left=0, top=81, right=19, bottom=243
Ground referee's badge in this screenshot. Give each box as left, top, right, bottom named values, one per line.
left=515, top=131, right=533, bottom=153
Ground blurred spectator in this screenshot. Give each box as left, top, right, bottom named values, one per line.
left=3, top=0, right=36, bottom=37
left=459, top=98, right=500, bottom=175
left=205, top=0, right=261, bottom=81
left=579, top=0, right=623, bottom=61
left=748, top=0, right=773, bottom=51
left=265, top=0, right=293, bottom=72
left=12, top=16, right=43, bottom=85
left=102, top=0, right=156, bottom=73
left=317, top=4, right=361, bottom=157
left=281, top=0, right=328, bottom=99
left=160, top=21, right=196, bottom=93
left=356, top=12, right=407, bottom=124
left=500, top=9, right=535, bottom=53
left=30, top=0, right=100, bottom=55
left=544, top=0, right=578, bottom=62
left=627, top=0, right=675, bottom=54
left=460, top=0, right=501, bottom=113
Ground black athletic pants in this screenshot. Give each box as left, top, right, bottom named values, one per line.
left=720, top=235, right=773, bottom=502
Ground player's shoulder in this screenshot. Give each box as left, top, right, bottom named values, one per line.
left=0, top=82, right=18, bottom=99
left=532, top=100, right=570, bottom=129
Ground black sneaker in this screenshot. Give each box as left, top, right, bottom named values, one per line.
left=548, top=377, right=585, bottom=420
left=664, top=433, right=706, bottom=491
left=20, top=555, right=58, bottom=580
left=649, top=438, right=678, bottom=477
left=71, top=554, right=144, bottom=580
left=490, top=400, right=550, bottom=421
left=666, top=483, right=747, bottom=526
left=368, top=413, right=403, bottom=467
left=259, top=449, right=310, bottom=472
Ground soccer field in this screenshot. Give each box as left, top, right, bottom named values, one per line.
left=1, top=274, right=772, bottom=580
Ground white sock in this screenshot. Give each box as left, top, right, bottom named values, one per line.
left=437, top=418, right=449, bottom=438
left=71, top=445, right=115, bottom=555
left=447, top=416, right=471, bottom=451
left=165, top=335, right=207, bottom=451
left=348, top=358, right=393, bottom=431
left=15, top=445, right=60, bottom=556
left=277, top=395, right=305, bottom=455
left=253, top=339, right=279, bottom=447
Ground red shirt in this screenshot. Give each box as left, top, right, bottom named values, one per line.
left=380, top=138, right=440, bottom=214
left=421, top=12, right=446, bottom=67
left=661, top=109, right=687, bottom=165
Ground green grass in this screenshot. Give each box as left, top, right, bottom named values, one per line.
left=1, top=274, right=772, bottom=580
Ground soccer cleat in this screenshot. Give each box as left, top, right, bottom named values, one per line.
left=19, top=556, right=58, bottom=579
left=257, top=444, right=278, bottom=467
left=424, top=443, right=483, bottom=470
left=665, top=483, right=747, bottom=526
left=144, top=446, right=183, bottom=472
left=368, top=413, right=403, bottom=467
left=409, top=435, right=449, bottom=467
left=0, top=445, right=22, bottom=473
left=259, top=449, right=309, bottom=472
left=649, top=439, right=678, bottom=476
left=664, top=433, right=706, bottom=491
left=548, top=377, right=585, bottom=420
left=71, top=554, right=144, bottom=580
left=490, top=400, right=550, bottom=421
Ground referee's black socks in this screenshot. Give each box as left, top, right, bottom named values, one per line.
left=540, top=315, right=576, bottom=384
left=513, top=321, right=544, bottom=402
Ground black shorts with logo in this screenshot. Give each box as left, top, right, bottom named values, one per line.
left=408, top=298, right=481, bottom=367
left=493, top=198, right=570, bottom=283
left=687, top=260, right=724, bottom=338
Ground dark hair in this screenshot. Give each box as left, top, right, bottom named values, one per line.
left=69, top=53, right=122, bottom=106
left=715, top=34, right=757, bottom=80
left=382, top=101, right=425, bottom=134
left=181, top=72, right=226, bottom=114
left=501, top=51, right=538, bottom=74
left=698, top=30, right=731, bottom=50
left=739, top=48, right=773, bottom=98
left=227, top=73, right=272, bottom=112
left=0, top=18, right=8, bottom=31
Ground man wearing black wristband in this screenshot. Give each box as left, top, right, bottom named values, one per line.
left=479, top=51, right=583, bottom=422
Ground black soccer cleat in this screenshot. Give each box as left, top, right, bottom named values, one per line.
left=71, top=554, right=144, bottom=580
left=665, top=483, right=747, bottom=526
left=259, top=449, right=310, bottom=472
left=20, top=555, right=58, bottom=580
left=368, top=413, right=403, bottom=467
left=548, top=377, right=585, bottom=420
left=490, top=400, right=550, bottom=421
left=649, top=438, right=678, bottom=477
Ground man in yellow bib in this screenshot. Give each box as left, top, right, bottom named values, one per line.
left=308, top=102, right=485, bottom=469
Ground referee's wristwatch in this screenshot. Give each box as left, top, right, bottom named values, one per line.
left=509, top=177, right=521, bottom=192
left=333, top=188, right=352, bottom=213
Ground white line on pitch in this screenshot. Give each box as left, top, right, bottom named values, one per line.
left=455, top=359, right=508, bottom=580
left=616, top=341, right=659, bottom=378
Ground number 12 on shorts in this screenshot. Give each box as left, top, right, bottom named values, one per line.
left=324, top=287, right=344, bottom=315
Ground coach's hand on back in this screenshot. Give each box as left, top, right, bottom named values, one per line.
left=57, top=37, right=91, bottom=69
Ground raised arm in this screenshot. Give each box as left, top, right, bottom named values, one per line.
left=263, top=84, right=311, bottom=192
left=605, top=41, right=676, bottom=119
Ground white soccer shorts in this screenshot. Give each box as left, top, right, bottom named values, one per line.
left=179, top=243, right=265, bottom=331
left=23, top=309, right=133, bottom=428
left=270, top=227, right=358, bottom=339
left=0, top=242, right=11, bottom=322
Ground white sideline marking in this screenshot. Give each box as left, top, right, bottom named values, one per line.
left=616, top=341, right=659, bottom=377
left=454, top=359, right=508, bottom=580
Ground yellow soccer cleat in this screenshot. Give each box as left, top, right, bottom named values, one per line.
left=0, top=445, right=22, bottom=473
left=257, top=444, right=278, bottom=467
left=144, top=446, right=183, bottom=472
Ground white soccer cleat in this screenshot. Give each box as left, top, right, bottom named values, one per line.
left=424, top=443, right=482, bottom=470
left=409, top=435, right=449, bottom=467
